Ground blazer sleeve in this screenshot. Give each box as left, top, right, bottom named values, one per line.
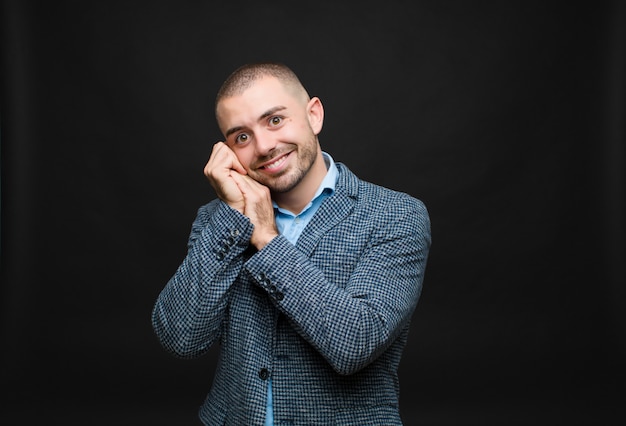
left=151, top=200, right=254, bottom=358
left=243, top=194, right=431, bottom=375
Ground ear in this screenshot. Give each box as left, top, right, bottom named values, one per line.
left=306, top=97, right=324, bottom=135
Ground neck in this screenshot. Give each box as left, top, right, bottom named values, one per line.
left=272, top=150, right=327, bottom=214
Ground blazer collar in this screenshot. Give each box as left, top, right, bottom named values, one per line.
left=294, top=162, right=358, bottom=255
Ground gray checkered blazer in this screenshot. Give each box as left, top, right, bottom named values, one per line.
left=152, top=162, right=431, bottom=425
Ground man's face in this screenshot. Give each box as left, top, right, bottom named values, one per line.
left=216, top=76, right=323, bottom=194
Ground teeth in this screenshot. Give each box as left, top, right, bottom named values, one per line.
left=264, top=156, right=286, bottom=170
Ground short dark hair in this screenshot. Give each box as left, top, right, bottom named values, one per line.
left=215, top=62, right=308, bottom=108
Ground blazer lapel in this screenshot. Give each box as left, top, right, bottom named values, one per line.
left=295, top=163, right=358, bottom=256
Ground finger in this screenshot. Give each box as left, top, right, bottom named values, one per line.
left=204, top=142, right=246, bottom=179
left=230, top=174, right=266, bottom=208
left=217, top=142, right=247, bottom=175
left=229, top=170, right=252, bottom=194
left=204, top=142, right=224, bottom=177
left=231, top=172, right=268, bottom=195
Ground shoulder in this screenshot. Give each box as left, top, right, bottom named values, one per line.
left=335, top=162, right=429, bottom=215
left=334, top=162, right=431, bottom=241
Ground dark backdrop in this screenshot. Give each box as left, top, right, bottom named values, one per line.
left=1, top=1, right=624, bottom=425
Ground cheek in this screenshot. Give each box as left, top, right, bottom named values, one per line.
left=285, top=120, right=313, bottom=140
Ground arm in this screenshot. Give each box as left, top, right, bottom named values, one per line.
left=244, top=195, right=431, bottom=375
left=151, top=201, right=254, bottom=358
left=152, top=142, right=255, bottom=358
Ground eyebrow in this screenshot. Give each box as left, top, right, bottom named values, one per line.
left=224, top=105, right=287, bottom=138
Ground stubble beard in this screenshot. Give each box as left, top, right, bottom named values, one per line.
left=252, top=137, right=319, bottom=194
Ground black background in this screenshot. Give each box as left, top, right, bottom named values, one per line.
left=1, top=1, right=624, bottom=425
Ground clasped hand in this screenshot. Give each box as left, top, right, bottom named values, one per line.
left=204, top=142, right=278, bottom=249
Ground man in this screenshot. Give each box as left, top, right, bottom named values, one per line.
left=152, top=62, right=431, bottom=425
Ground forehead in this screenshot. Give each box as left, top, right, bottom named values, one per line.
left=217, top=77, right=297, bottom=120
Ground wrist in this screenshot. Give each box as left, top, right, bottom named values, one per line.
left=251, top=231, right=278, bottom=250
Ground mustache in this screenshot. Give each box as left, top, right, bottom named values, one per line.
left=252, top=149, right=291, bottom=168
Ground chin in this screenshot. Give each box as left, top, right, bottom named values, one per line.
left=268, top=175, right=302, bottom=194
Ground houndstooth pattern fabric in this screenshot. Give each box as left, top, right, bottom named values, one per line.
left=152, top=163, right=432, bottom=425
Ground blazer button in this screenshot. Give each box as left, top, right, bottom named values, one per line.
left=258, top=368, right=270, bottom=380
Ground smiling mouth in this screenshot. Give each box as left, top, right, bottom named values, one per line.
left=259, top=152, right=290, bottom=171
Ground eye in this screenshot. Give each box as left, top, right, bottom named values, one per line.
left=269, top=116, right=283, bottom=127
left=234, top=133, right=250, bottom=145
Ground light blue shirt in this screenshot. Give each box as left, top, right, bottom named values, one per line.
left=265, top=151, right=338, bottom=425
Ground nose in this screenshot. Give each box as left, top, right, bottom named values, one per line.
left=254, top=130, right=277, bottom=156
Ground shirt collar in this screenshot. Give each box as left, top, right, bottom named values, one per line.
left=315, top=151, right=338, bottom=198
left=273, top=151, right=338, bottom=211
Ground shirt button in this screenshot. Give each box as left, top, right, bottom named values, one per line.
left=259, top=368, right=270, bottom=380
